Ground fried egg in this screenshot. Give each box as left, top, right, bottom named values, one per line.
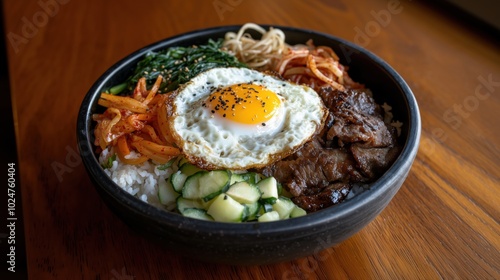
left=166, top=67, right=327, bottom=170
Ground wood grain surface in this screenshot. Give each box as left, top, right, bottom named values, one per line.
left=2, top=0, right=499, bottom=279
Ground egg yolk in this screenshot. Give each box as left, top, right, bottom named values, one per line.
left=204, top=83, right=281, bottom=125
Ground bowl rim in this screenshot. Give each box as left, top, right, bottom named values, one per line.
left=77, top=24, right=421, bottom=237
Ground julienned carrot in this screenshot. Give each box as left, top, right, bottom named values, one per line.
left=126, top=113, right=156, bottom=130
left=274, top=40, right=363, bottom=91
left=140, top=139, right=180, bottom=156
left=132, top=77, right=147, bottom=100
left=94, top=76, right=180, bottom=165
left=130, top=136, right=180, bottom=164
left=117, top=136, right=130, bottom=156
left=156, top=100, right=175, bottom=144
left=306, top=54, right=344, bottom=91
left=141, top=125, right=165, bottom=145
left=94, top=108, right=121, bottom=150
left=142, top=75, right=163, bottom=105
left=98, top=93, right=149, bottom=113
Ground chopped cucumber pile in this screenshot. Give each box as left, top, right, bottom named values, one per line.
left=157, top=157, right=307, bottom=222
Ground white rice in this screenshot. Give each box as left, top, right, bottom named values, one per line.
left=99, top=148, right=174, bottom=208
left=346, top=183, right=369, bottom=200
left=382, top=102, right=403, bottom=136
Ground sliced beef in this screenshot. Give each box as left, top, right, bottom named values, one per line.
left=291, top=182, right=351, bottom=212
left=320, top=87, right=394, bottom=148
left=260, top=87, right=401, bottom=212
left=261, top=139, right=363, bottom=196
left=350, top=144, right=401, bottom=178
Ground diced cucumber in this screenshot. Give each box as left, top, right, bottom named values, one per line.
left=170, top=170, right=187, bottom=193
left=226, top=181, right=262, bottom=204
left=200, top=195, right=216, bottom=209
left=183, top=170, right=230, bottom=202
left=180, top=162, right=203, bottom=176
left=158, top=178, right=179, bottom=206
left=182, top=208, right=214, bottom=221
left=178, top=156, right=189, bottom=167
left=170, top=163, right=203, bottom=193
left=199, top=170, right=231, bottom=201
left=182, top=171, right=205, bottom=199
left=259, top=203, right=274, bottom=216
left=260, top=196, right=277, bottom=205
left=273, top=196, right=296, bottom=219
left=176, top=196, right=204, bottom=214
left=229, top=172, right=251, bottom=185
left=241, top=204, right=250, bottom=222
left=290, top=205, right=307, bottom=218
left=241, top=172, right=262, bottom=184
left=277, top=182, right=283, bottom=195
left=258, top=211, right=280, bottom=222
left=207, top=194, right=246, bottom=222
left=251, top=172, right=263, bottom=184
left=245, top=201, right=261, bottom=221
left=229, top=171, right=262, bottom=185
left=257, top=177, right=279, bottom=204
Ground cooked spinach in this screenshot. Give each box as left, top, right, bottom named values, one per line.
left=117, top=39, right=246, bottom=94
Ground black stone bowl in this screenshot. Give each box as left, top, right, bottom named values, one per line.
left=76, top=25, right=421, bottom=265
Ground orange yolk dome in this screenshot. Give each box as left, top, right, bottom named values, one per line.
left=204, top=83, right=281, bottom=125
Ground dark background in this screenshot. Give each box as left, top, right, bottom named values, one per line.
left=1, top=1, right=27, bottom=279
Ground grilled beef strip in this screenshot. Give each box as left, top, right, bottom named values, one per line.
left=291, top=182, right=351, bottom=212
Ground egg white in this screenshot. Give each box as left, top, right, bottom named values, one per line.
left=167, top=67, right=327, bottom=170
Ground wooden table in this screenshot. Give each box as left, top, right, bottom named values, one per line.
left=2, top=0, right=499, bottom=279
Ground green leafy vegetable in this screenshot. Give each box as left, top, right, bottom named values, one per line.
left=108, top=82, right=127, bottom=95
left=102, top=154, right=117, bottom=169
left=124, top=39, right=247, bottom=93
